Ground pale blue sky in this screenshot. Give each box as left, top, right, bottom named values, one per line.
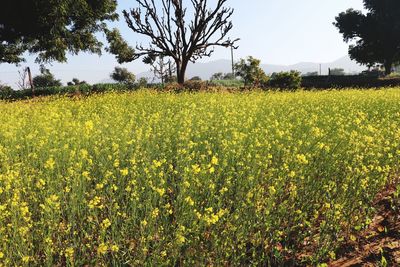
left=0, top=0, right=364, bottom=87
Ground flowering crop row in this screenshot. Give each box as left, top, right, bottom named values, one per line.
left=0, top=89, right=399, bottom=266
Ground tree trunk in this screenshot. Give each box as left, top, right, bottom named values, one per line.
left=176, top=60, right=188, bottom=85
left=384, top=59, right=393, bottom=76
left=26, top=67, right=35, bottom=96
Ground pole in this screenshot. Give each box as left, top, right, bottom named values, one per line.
left=231, top=45, right=235, bottom=77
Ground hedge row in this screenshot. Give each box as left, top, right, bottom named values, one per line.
left=302, top=75, right=400, bottom=89
left=0, top=84, right=137, bottom=101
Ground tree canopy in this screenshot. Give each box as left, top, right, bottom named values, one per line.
left=235, top=57, right=268, bottom=87
left=0, top=0, right=118, bottom=64
left=334, top=0, right=400, bottom=75
left=110, top=67, right=136, bottom=86
left=33, top=66, right=62, bottom=88
left=108, top=0, right=238, bottom=84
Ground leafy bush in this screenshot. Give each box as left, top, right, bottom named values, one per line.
left=269, top=71, right=302, bottom=90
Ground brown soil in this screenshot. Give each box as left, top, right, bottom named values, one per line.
left=329, top=185, right=400, bottom=267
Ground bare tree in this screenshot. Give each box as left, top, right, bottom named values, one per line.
left=17, top=68, right=28, bottom=90
left=114, top=0, right=238, bottom=84
left=151, top=56, right=176, bottom=83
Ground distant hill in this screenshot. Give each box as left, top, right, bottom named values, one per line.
left=135, top=56, right=366, bottom=81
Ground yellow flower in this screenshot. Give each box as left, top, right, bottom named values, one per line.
left=151, top=208, right=159, bottom=218
left=296, top=154, right=309, bottom=165
left=185, top=196, right=194, bottom=206
left=155, top=187, right=165, bottom=197
left=268, top=186, right=276, bottom=195
left=65, top=247, right=74, bottom=259
left=44, top=158, right=56, bottom=170
left=219, top=187, right=228, bottom=194
left=22, top=256, right=30, bottom=263
left=101, top=218, right=111, bottom=230
left=192, top=164, right=201, bottom=174
left=211, top=156, right=219, bottom=165
left=111, top=245, right=119, bottom=252
left=176, top=233, right=185, bottom=245
left=153, top=160, right=162, bottom=168
left=36, top=178, right=46, bottom=189
left=95, top=183, right=104, bottom=190
left=98, top=243, right=108, bottom=255
left=0, top=251, right=4, bottom=259
left=120, top=168, right=129, bottom=176
left=85, top=120, right=94, bottom=132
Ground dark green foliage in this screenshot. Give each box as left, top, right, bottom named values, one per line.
left=33, top=66, right=62, bottom=88
left=360, top=69, right=384, bottom=77
left=303, top=72, right=319, bottom=77
left=0, top=0, right=118, bottom=64
left=235, top=56, right=269, bottom=87
left=334, top=0, right=400, bottom=75
left=0, top=83, right=13, bottom=99
left=190, top=76, right=202, bottom=81
left=223, top=73, right=235, bottom=80
left=208, top=79, right=244, bottom=88
left=210, top=72, right=224, bottom=80
left=210, top=72, right=235, bottom=81
left=0, top=83, right=134, bottom=101
left=269, top=71, right=302, bottom=90
left=137, top=77, right=148, bottom=88
left=164, top=75, right=177, bottom=83
left=110, top=67, right=136, bottom=86
left=329, top=68, right=346, bottom=76
left=70, top=78, right=88, bottom=86
left=301, top=75, right=400, bottom=89
left=105, top=29, right=136, bottom=64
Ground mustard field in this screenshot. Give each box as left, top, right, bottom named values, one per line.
left=0, top=89, right=399, bottom=266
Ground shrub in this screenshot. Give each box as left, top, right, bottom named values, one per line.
left=189, top=76, right=202, bottom=81
left=208, top=79, right=244, bottom=88
left=183, top=80, right=208, bottom=91
left=163, top=82, right=182, bottom=92
left=269, top=71, right=302, bottom=90
left=33, top=66, right=62, bottom=88
left=0, top=83, right=13, bottom=99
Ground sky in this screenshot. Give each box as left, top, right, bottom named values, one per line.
left=0, top=0, right=365, bottom=87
